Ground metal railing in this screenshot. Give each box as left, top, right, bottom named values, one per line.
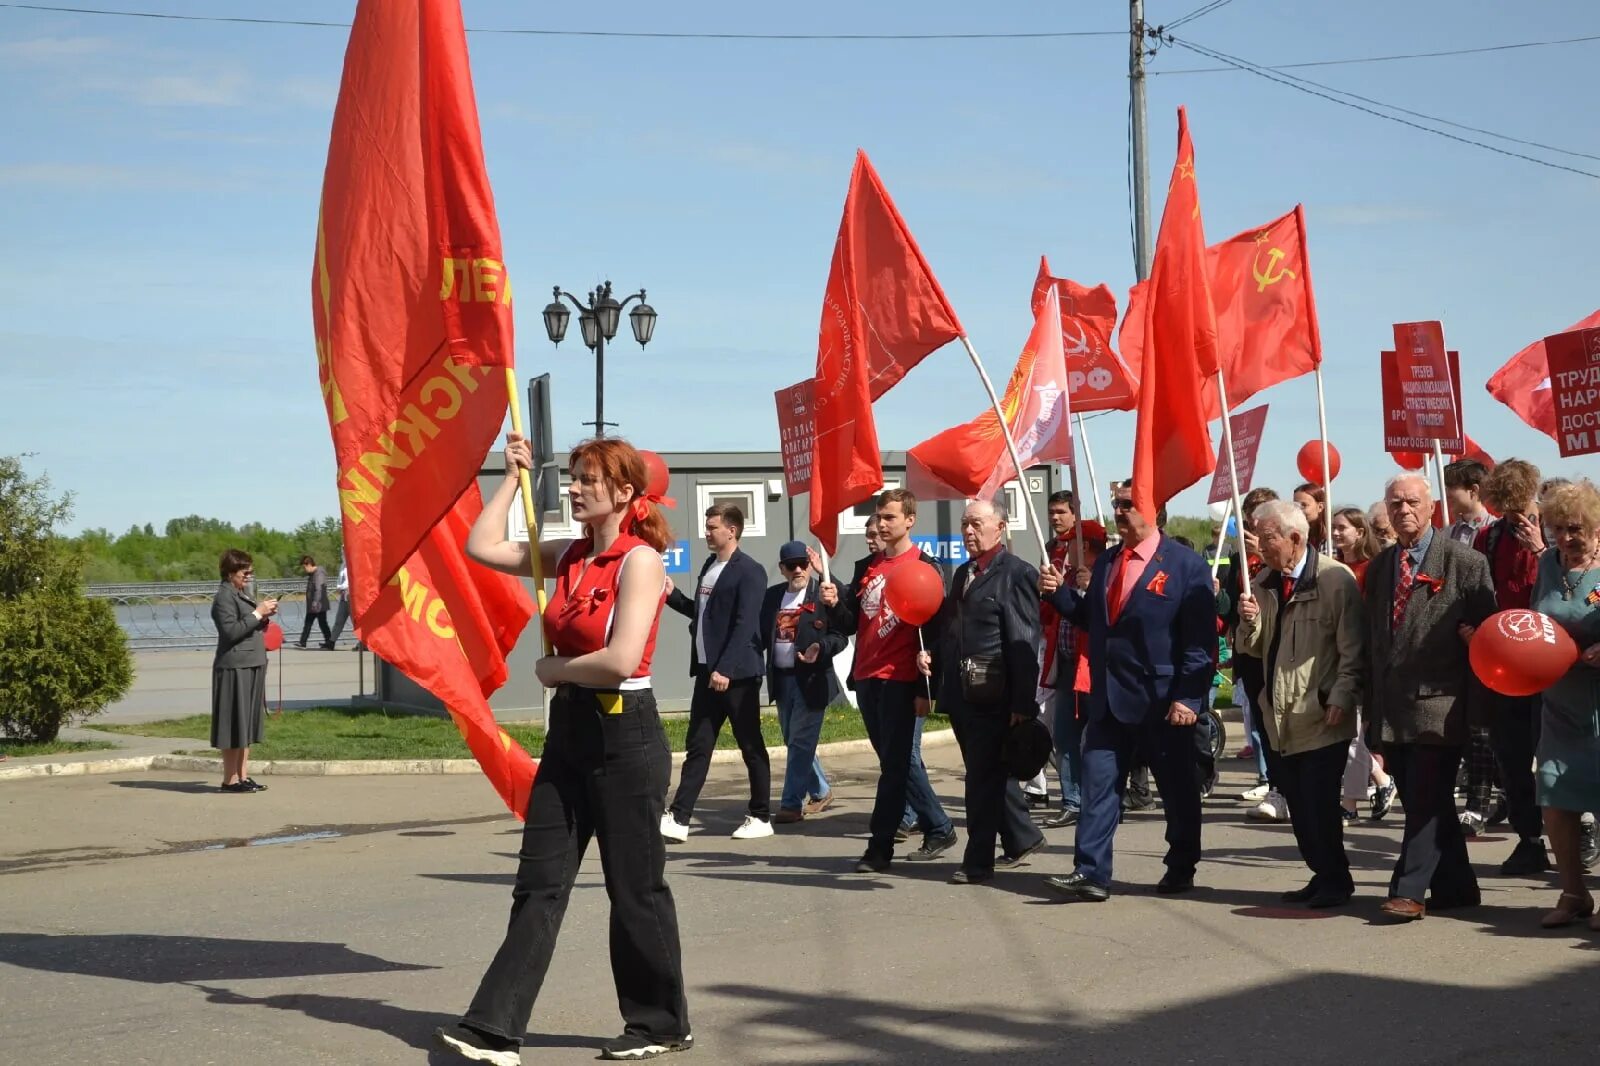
left=87, top=581, right=358, bottom=651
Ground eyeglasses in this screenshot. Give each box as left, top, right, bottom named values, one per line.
left=1111, top=499, right=1135, bottom=512
left=240, top=570, right=253, bottom=577
left=780, top=560, right=809, bottom=571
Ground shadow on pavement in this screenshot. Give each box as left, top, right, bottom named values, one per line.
left=0, top=932, right=434, bottom=984
left=703, top=961, right=1600, bottom=1063
left=112, top=780, right=220, bottom=794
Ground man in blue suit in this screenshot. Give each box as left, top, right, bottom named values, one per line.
left=1038, top=480, right=1217, bottom=901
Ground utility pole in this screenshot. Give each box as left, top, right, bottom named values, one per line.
left=1129, top=0, right=1154, bottom=282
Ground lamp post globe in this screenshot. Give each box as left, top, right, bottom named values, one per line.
left=630, top=300, right=657, bottom=347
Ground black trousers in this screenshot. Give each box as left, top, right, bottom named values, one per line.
left=1273, top=739, right=1352, bottom=894
left=464, top=686, right=688, bottom=1043
left=1488, top=693, right=1543, bottom=841
left=1388, top=742, right=1478, bottom=903
left=1462, top=725, right=1501, bottom=816
left=949, top=707, right=1044, bottom=872
left=669, top=675, right=769, bottom=822
left=299, top=609, right=331, bottom=646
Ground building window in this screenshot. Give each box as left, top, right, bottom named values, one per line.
left=837, top=479, right=899, bottom=535
left=970, top=482, right=1029, bottom=532
left=507, top=485, right=580, bottom=543
left=695, top=482, right=767, bottom=539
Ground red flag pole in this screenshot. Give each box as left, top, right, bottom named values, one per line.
left=1214, top=368, right=1253, bottom=600
left=504, top=369, right=553, bottom=655
left=958, top=336, right=1051, bottom=559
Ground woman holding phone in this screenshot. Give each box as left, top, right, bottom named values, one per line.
left=210, top=548, right=277, bottom=794
left=435, top=433, right=690, bottom=1065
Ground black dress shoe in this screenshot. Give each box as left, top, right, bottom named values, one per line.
left=994, top=838, right=1046, bottom=869
left=1045, top=872, right=1110, bottom=902
left=950, top=867, right=994, bottom=885
left=1305, top=887, right=1353, bottom=909
left=854, top=853, right=890, bottom=874
left=1499, top=838, right=1550, bottom=877
left=219, top=781, right=252, bottom=794
left=1427, top=890, right=1481, bottom=911
left=1281, top=883, right=1318, bottom=903
left=241, top=777, right=267, bottom=792
left=1156, top=872, right=1195, bottom=895
left=1043, top=808, right=1080, bottom=829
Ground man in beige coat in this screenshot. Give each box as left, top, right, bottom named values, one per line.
left=1238, top=500, right=1365, bottom=909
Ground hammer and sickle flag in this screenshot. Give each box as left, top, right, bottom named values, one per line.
left=1121, top=205, right=1322, bottom=421
left=1030, top=256, right=1136, bottom=412
left=313, top=0, right=536, bottom=816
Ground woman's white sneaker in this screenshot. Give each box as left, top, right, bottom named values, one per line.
left=731, top=816, right=773, bottom=840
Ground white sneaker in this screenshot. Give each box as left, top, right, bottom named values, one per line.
left=1249, top=791, right=1289, bottom=822
left=1239, top=783, right=1270, bottom=803
left=731, top=815, right=774, bottom=840
left=659, top=814, right=689, bottom=843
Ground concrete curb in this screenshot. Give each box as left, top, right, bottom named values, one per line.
left=0, top=727, right=958, bottom=782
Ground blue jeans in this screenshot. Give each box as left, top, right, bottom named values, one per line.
left=1052, top=689, right=1084, bottom=812
left=772, top=671, right=830, bottom=811
left=857, top=679, right=952, bottom=858
left=1240, top=688, right=1270, bottom=784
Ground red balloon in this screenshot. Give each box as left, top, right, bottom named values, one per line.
left=263, top=621, right=284, bottom=652
left=1296, top=440, right=1341, bottom=484
left=1469, top=609, right=1578, bottom=696
left=638, top=450, right=670, bottom=498
left=884, top=560, right=944, bottom=626
left=1391, top=450, right=1428, bottom=470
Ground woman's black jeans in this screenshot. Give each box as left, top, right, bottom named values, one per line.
left=463, top=685, right=689, bottom=1043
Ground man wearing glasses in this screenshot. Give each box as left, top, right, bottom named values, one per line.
left=762, top=541, right=847, bottom=824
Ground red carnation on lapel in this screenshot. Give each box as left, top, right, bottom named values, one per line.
left=1146, top=571, right=1170, bottom=597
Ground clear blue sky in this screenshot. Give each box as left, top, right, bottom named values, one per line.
left=3, top=1, right=1598, bottom=534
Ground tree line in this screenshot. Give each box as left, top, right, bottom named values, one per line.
left=74, top=515, right=344, bottom=585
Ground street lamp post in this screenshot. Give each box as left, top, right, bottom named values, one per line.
left=541, top=280, right=656, bottom=436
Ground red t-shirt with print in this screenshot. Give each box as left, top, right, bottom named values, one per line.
left=851, top=547, right=927, bottom=683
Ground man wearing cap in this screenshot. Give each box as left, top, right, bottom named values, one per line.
left=920, top=499, right=1045, bottom=884
left=762, top=540, right=847, bottom=824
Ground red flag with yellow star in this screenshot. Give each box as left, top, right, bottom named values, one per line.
left=1130, top=107, right=1219, bottom=523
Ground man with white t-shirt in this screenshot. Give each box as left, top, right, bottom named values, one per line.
left=662, top=504, right=771, bottom=841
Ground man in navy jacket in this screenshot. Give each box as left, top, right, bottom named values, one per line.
left=1039, top=481, right=1217, bottom=901
left=662, top=504, right=772, bottom=841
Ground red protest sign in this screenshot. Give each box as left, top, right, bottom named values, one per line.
left=1545, top=327, right=1600, bottom=457
left=1207, top=403, right=1269, bottom=505
left=1382, top=350, right=1464, bottom=456
left=775, top=378, right=816, bottom=495
left=1391, top=321, right=1462, bottom=441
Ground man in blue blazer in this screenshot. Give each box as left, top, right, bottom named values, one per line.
left=662, top=504, right=772, bottom=841
left=1038, top=481, right=1217, bottom=901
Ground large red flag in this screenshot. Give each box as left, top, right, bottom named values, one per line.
left=1131, top=108, right=1219, bottom=524
left=1486, top=308, right=1600, bottom=441
left=313, top=0, right=536, bottom=815
left=908, top=286, right=1074, bottom=500
left=314, top=0, right=515, bottom=617
left=1122, top=206, right=1321, bottom=420
left=1030, top=257, right=1136, bottom=412
left=809, top=150, right=963, bottom=552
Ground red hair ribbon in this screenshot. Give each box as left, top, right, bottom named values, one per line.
left=623, top=491, right=677, bottom=532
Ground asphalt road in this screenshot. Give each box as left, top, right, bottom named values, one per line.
left=2, top=747, right=1595, bottom=1065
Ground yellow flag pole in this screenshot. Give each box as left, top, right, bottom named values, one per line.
left=504, top=368, right=552, bottom=654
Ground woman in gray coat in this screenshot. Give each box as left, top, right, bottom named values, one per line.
left=211, top=549, right=278, bottom=793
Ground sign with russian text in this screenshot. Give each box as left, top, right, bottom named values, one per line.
left=775, top=378, right=815, bottom=496
left=662, top=540, right=693, bottom=574
left=1391, top=320, right=1462, bottom=441
left=912, top=535, right=968, bottom=566
left=1206, top=403, right=1269, bottom=505
left=1544, top=327, right=1600, bottom=457
left=1382, top=350, right=1464, bottom=454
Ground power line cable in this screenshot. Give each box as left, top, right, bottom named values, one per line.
left=0, top=3, right=1122, bottom=39
left=1156, top=32, right=1600, bottom=75
left=1164, top=0, right=1234, bottom=32
left=1165, top=35, right=1600, bottom=180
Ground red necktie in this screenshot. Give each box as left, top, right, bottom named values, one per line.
left=1107, top=550, right=1131, bottom=623
left=1391, top=549, right=1415, bottom=632
left=1281, top=576, right=1296, bottom=605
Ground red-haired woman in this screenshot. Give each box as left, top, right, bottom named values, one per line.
left=435, top=433, right=690, bottom=1065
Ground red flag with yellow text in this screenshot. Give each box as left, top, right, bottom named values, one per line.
left=908, top=286, right=1073, bottom=500
left=314, top=0, right=515, bottom=616
left=809, top=151, right=963, bottom=553
left=312, top=0, right=536, bottom=816
left=1131, top=108, right=1219, bottom=523
left=1030, top=257, right=1135, bottom=412
left=1122, top=206, right=1321, bottom=420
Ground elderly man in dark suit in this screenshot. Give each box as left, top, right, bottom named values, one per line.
left=1365, top=472, right=1496, bottom=921
left=1038, top=481, right=1217, bottom=902
left=919, top=499, right=1046, bottom=884
left=662, top=504, right=771, bottom=842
